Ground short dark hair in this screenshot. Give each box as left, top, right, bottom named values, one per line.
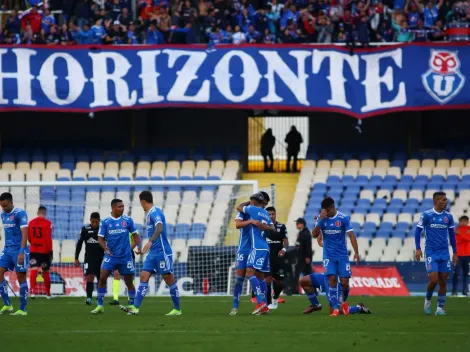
left=321, top=197, right=335, bottom=209
left=139, top=190, right=153, bottom=203
left=260, top=191, right=270, bottom=203
left=266, top=206, right=276, bottom=212
left=90, top=212, right=100, bottom=220
left=433, top=191, right=446, bottom=200
left=38, top=206, right=47, bottom=212
left=0, top=192, right=13, bottom=202
left=459, top=215, right=469, bottom=222
left=111, top=199, right=123, bottom=207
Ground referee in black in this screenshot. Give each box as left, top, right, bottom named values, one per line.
left=74, top=212, right=104, bottom=305
left=294, top=217, right=312, bottom=293
left=265, top=207, right=289, bottom=309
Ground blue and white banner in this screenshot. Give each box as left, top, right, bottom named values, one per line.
left=1, top=43, right=470, bottom=118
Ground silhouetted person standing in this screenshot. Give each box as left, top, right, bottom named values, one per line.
left=285, top=126, right=303, bottom=172
left=261, top=128, right=276, bottom=172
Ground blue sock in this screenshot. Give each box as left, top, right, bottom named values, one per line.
left=128, top=290, right=136, bottom=305
left=259, top=279, right=267, bottom=303
left=438, top=295, right=446, bottom=309
left=169, top=283, right=180, bottom=310
left=97, top=287, right=106, bottom=306
left=328, top=287, right=339, bottom=310
left=350, top=306, right=361, bottom=314
left=342, top=287, right=350, bottom=303
left=426, top=288, right=434, bottom=301
left=19, top=282, right=28, bottom=311
left=233, top=276, right=244, bottom=309
left=307, top=292, right=319, bottom=306
left=0, top=280, right=11, bottom=307
left=247, top=275, right=263, bottom=304
left=134, top=282, right=148, bottom=309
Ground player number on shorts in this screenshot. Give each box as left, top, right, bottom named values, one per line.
left=346, top=264, right=351, bottom=272
left=323, top=259, right=329, bottom=267
left=84, top=263, right=88, bottom=269
left=236, top=253, right=244, bottom=261
left=103, top=258, right=111, bottom=263
left=127, top=261, right=134, bottom=269
left=427, top=257, right=432, bottom=263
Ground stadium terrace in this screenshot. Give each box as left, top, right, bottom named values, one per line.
left=0, top=44, right=468, bottom=117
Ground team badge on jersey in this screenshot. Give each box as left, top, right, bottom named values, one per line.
left=122, top=221, right=127, bottom=227
left=422, top=50, right=465, bottom=104
left=444, top=217, right=448, bottom=223
left=335, top=221, right=341, bottom=227
left=10, top=216, right=14, bottom=221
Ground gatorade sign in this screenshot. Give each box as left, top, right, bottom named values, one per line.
left=350, top=266, right=410, bottom=296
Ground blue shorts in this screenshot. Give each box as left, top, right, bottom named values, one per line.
left=323, top=258, right=351, bottom=278
left=142, top=253, right=173, bottom=275
left=0, top=248, right=29, bottom=273
left=101, top=255, right=135, bottom=276
left=425, top=250, right=451, bottom=273
left=235, top=251, right=250, bottom=270
left=247, top=249, right=270, bottom=273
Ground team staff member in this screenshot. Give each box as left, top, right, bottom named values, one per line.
left=75, top=212, right=103, bottom=305
left=265, top=207, right=288, bottom=310
left=28, top=206, right=53, bottom=299
left=452, top=215, right=470, bottom=296
left=294, top=218, right=312, bottom=293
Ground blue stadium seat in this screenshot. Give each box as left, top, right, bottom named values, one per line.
left=410, top=184, right=426, bottom=191
left=166, top=224, right=175, bottom=238
left=387, top=206, right=402, bottom=214
left=396, top=184, right=411, bottom=191
left=431, top=175, right=445, bottom=183
left=383, top=175, right=398, bottom=186
left=174, top=224, right=190, bottom=239
left=396, top=223, right=410, bottom=233
left=427, top=182, right=442, bottom=190
left=327, top=191, right=342, bottom=200
left=373, top=198, right=388, bottom=210
left=421, top=199, right=433, bottom=208
left=402, top=206, right=417, bottom=214
left=345, top=185, right=361, bottom=195
left=357, top=198, right=371, bottom=207
left=190, top=223, right=206, bottom=239
left=405, top=198, right=420, bottom=207
left=340, top=199, right=356, bottom=207
left=379, top=222, right=394, bottom=231
left=415, top=175, right=430, bottom=184
left=308, top=196, right=323, bottom=206
left=329, top=185, right=344, bottom=193
left=369, top=175, right=383, bottom=187
left=354, top=206, right=369, bottom=214
left=341, top=175, right=355, bottom=187
left=342, top=192, right=358, bottom=201
left=313, top=183, right=327, bottom=191
left=391, top=160, right=406, bottom=169
left=401, top=175, right=414, bottom=186
left=369, top=210, right=384, bottom=217
left=390, top=198, right=404, bottom=207
left=381, top=184, right=395, bottom=192
left=363, top=185, right=378, bottom=193
left=363, top=222, right=377, bottom=231
left=359, top=230, right=374, bottom=239
left=339, top=205, right=353, bottom=215
left=351, top=222, right=361, bottom=233
left=376, top=230, right=391, bottom=238
left=355, top=175, right=369, bottom=187
left=327, top=175, right=341, bottom=185
left=392, top=231, right=407, bottom=239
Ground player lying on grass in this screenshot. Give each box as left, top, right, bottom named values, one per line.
left=231, top=191, right=270, bottom=316
left=90, top=199, right=141, bottom=315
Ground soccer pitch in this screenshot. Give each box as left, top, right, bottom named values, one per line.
left=1, top=296, right=469, bottom=352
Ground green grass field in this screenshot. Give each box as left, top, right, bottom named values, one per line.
left=1, top=296, right=469, bottom=352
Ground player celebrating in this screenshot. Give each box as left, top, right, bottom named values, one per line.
left=0, top=192, right=29, bottom=316
left=415, top=191, right=457, bottom=316
left=90, top=199, right=141, bottom=314
left=265, top=206, right=288, bottom=310
left=312, top=197, right=359, bottom=317
left=122, top=190, right=181, bottom=316
left=28, top=206, right=53, bottom=299
left=75, top=212, right=103, bottom=305
left=236, top=192, right=274, bottom=315
left=231, top=191, right=270, bottom=316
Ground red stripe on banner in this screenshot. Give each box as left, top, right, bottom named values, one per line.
left=349, top=267, right=410, bottom=296
left=446, top=28, right=470, bottom=35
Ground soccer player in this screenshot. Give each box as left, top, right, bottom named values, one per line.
left=415, top=191, right=457, bottom=316
left=265, top=206, right=288, bottom=310
left=28, top=206, right=53, bottom=299
left=90, top=199, right=141, bottom=314
left=122, top=190, right=181, bottom=316
left=236, top=192, right=274, bottom=315
left=0, top=192, right=29, bottom=316
left=231, top=192, right=270, bottom=315
left=75, top=212, right=103, bottom=305
left=110, top=234, right=137, bottom=305
left=312, top=197, right=359, bottom=317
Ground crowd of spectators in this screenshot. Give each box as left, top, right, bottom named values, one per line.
left=1, top=0, right=469, bottom=45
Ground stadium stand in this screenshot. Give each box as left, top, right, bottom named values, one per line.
left=287, top=151, right=463, bottom=262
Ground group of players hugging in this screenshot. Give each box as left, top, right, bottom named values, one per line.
left=0, top=187, right=457, bottom=316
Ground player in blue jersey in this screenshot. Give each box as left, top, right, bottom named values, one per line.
left=122, top=191, right=181, bottom=316
left=312, top=197, right=359, bottom=317
left=236, top=192, right=274, bottom=315
left=230, top=191, right=270, bottom=315
left=415, top=191, right=457, bottom=316
left=90, top=199, right=141, bottom=314
left=0, top=193, right=29, bottom=316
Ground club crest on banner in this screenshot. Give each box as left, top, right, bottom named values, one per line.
left=422, top=50, right=465, bottom=104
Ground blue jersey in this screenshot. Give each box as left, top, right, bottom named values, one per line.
left=235, top=211, right=251, bottom=253
left=242, top=205, right=273, bottom=251
left=1, top=207, right=28, bottom=250
left=98, top=215, right=137, bottom=258
left=145, top=206, right=172, bottom=256
left=317, top=211, right=352, bottom=259
left=417, top=208, right=454, bottom=252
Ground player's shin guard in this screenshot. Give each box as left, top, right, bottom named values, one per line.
left=86, top=282, right=94, bottom=299
left=0, top=280, right=11, bottom=307
left=233, top=276, right=244, bottom=309
left=134, top=282, right=149, bottom=309
left=97, top=287, right=106, bottom=306
left=19, top=282, right=28, bottom=312
left=342, top=286, right=350, bottom=303
left=43, top=271, right=51, bottom=297
left=307, top=292, right=320, bottom=306
left=29, top=270, right=37, bottom=295
left=259, top=279, right=267, bottom=303
left=169, top=283, right=180, bottom=310
left=328, top=287, right=339, bottom=310
left=426, top=288, right=434, bottom=301
left=247, top=276, right=263, bottom=304
left=113, top=279, right=120, bottom=301
left=266, top=282, right=272, bottom=305
left=128, top=290, right=136, bottom=306
left=437, top=295, right=446, bottom=309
